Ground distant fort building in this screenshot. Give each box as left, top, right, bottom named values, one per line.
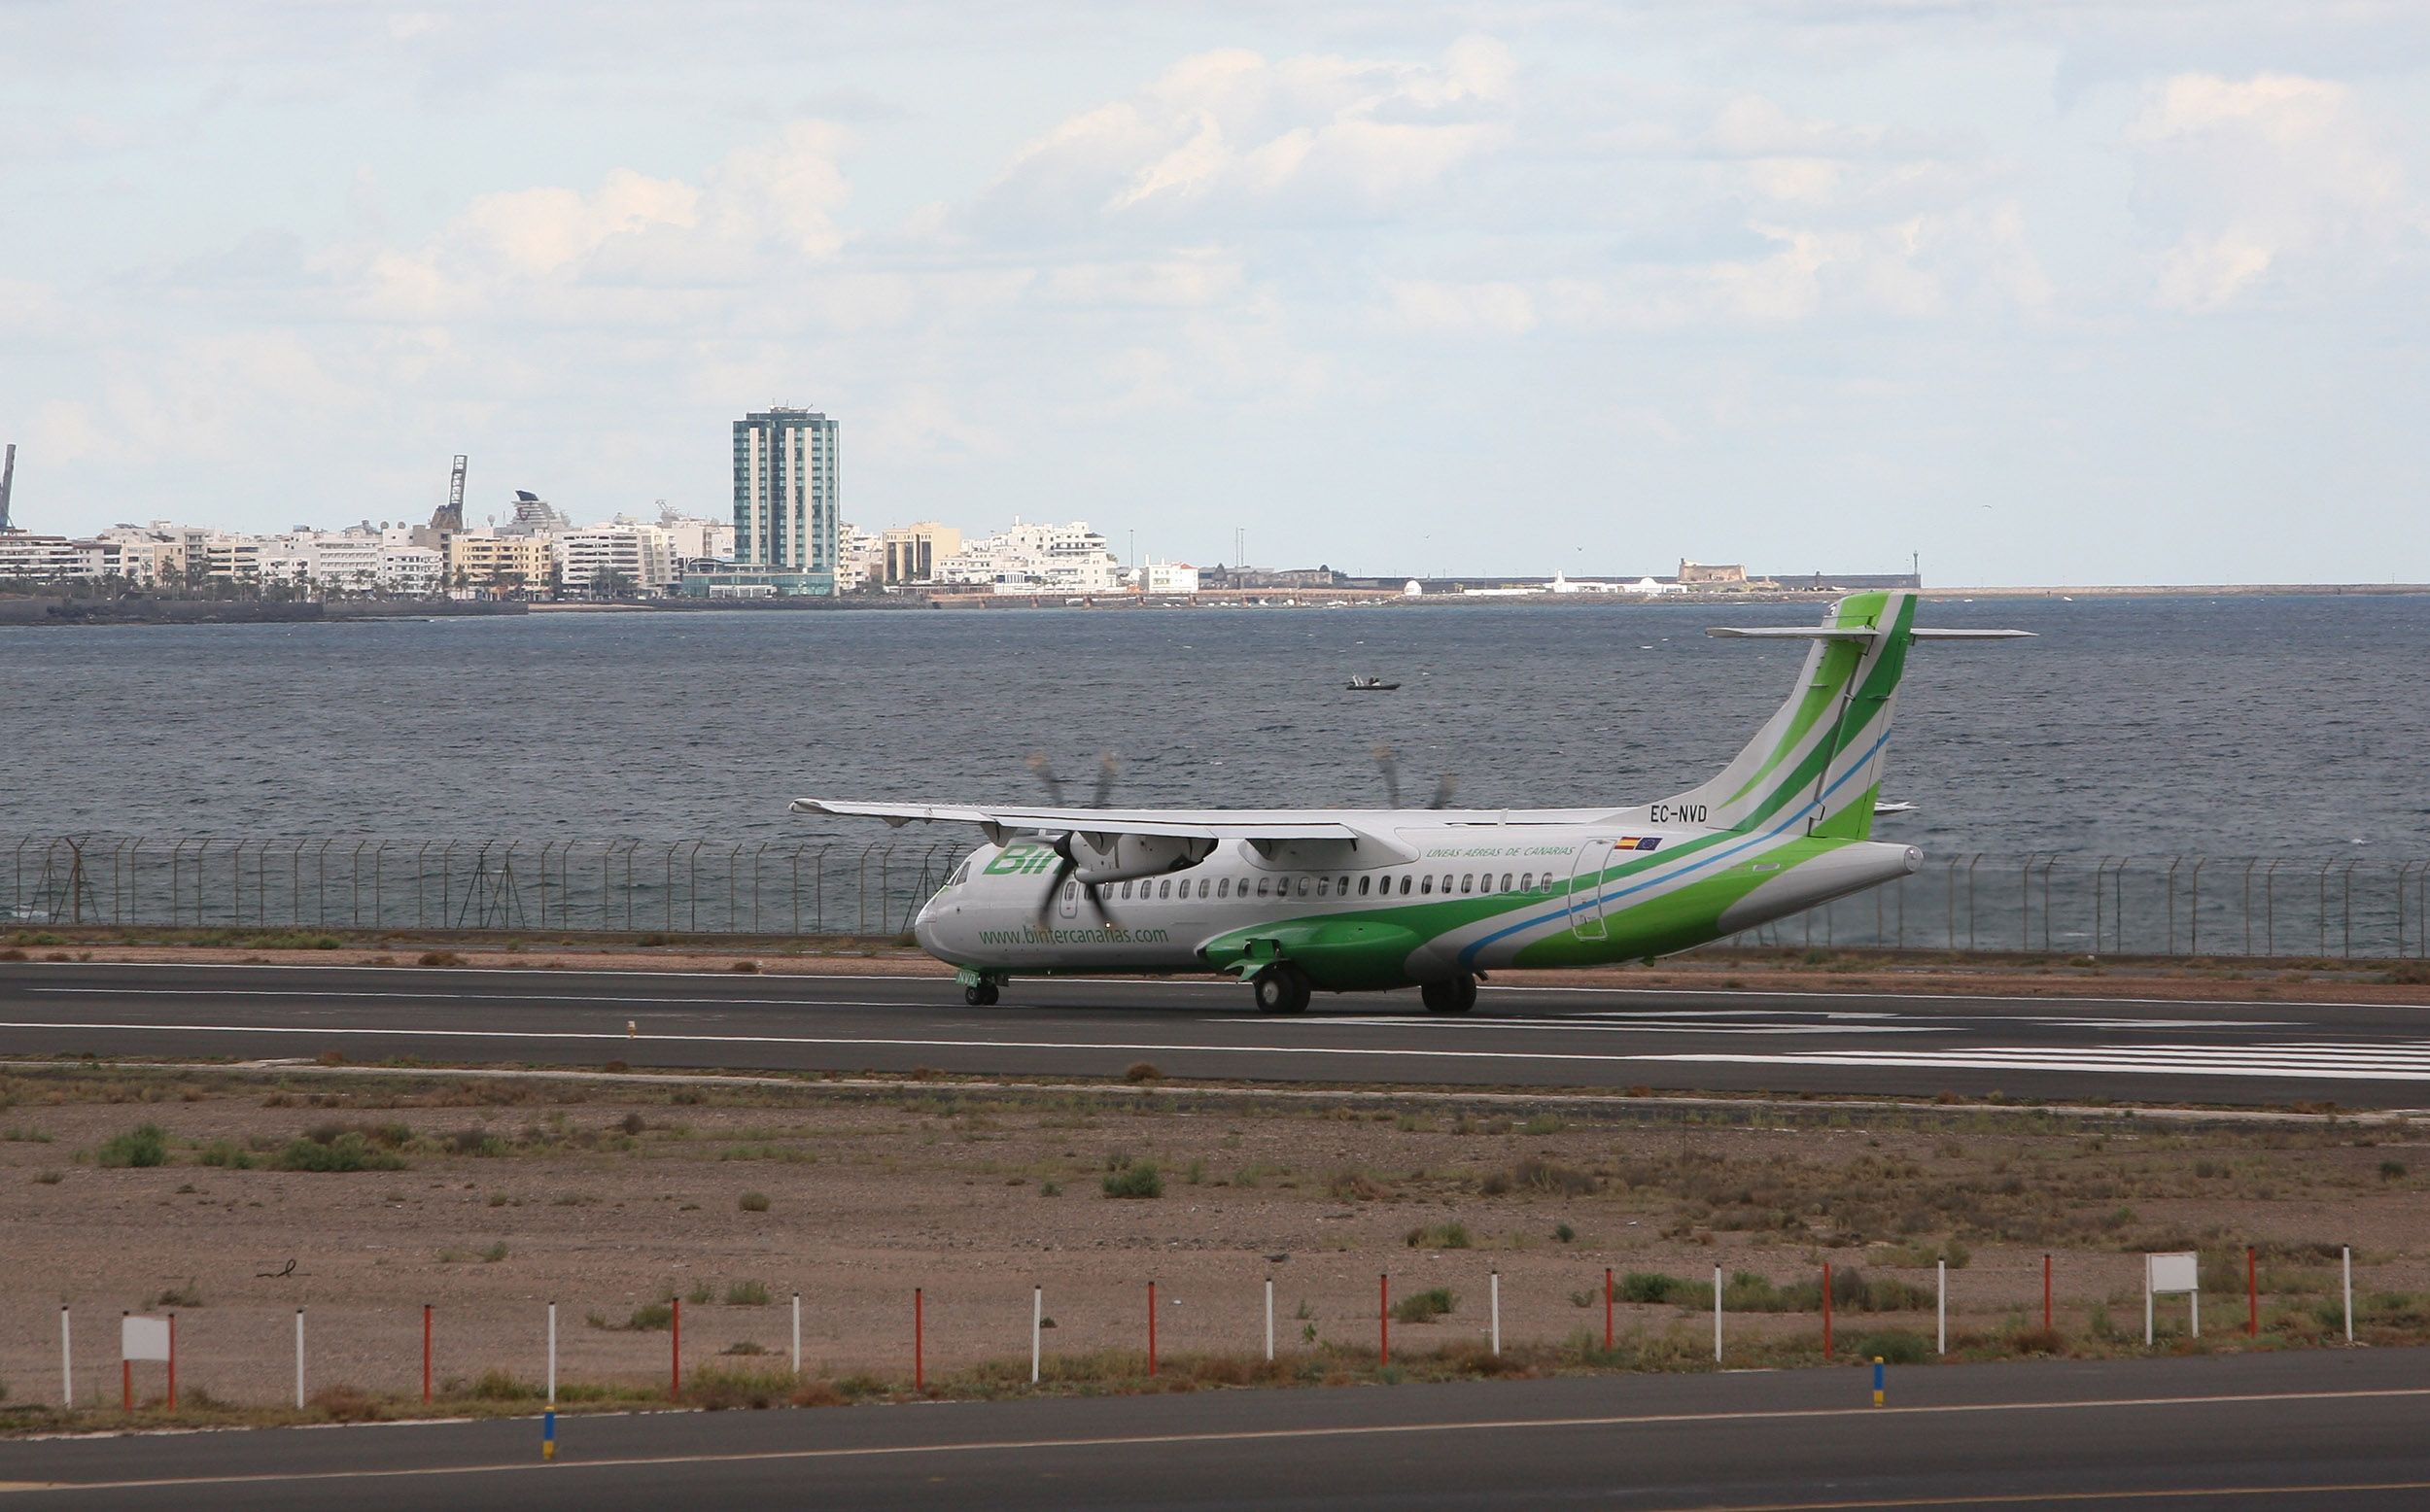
left=1677, top=559, right=1748, bottom=587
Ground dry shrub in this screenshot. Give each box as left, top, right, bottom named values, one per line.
left=2008, top=1325, right=2067, bottom=1357
left=308, top=1384, right=385, bottom=1422
left=789, top=1379, right=847, bottom=1408
left=1515, top=1156, right=1601, bottom=1197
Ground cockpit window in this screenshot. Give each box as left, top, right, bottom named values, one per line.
left=947, top=858, right=974, bottom=887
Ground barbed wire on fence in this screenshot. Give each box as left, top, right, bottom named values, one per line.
left=5, top=837, right=2424, bottom=959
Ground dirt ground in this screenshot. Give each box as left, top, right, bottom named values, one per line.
left=2, top=1062, right=2425, bottom=1425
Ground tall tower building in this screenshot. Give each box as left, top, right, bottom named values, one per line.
left=733, top=407, right=839, bottom=576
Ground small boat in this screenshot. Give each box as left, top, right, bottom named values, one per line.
left=1345, top=674, right=1402, bottom=691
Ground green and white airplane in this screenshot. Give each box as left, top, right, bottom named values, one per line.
left=794, top=590, right=2028, bottom=1014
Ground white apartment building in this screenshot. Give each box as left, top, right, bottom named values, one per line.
left=936, top=519, right=1122, bottom=594
left=91, top=524, right=260, bottom=585
left=378, top=543, right=444, bottom=596
left=0, top=533, right=122, bottom=582
left=260, top=530, right=384, bottom=593
left=557, top=519, right=675, bottom=595
left=834, top=523, right=884, bottom=592
left=1131, top=560, right=1200, bottom=595
left=659, top=514, right=735, bottom=565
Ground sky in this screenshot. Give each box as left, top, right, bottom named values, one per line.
left=3, top=1, right=2428, bottom=585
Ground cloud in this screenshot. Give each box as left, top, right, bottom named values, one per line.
left=321, top=123, right=848, bottom=323
left=987, top=37, right=1516, bottom=225
left=2130, top=72, right=2419, bottom=310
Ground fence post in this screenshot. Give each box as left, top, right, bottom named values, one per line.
left=1490, top=1270, right=1501, bottom=1357
left=671, top=1297, right=681, bottom=1399
left=2043, top=1254, right=2052, bottom=1332
left=60, top=1306, right=71, bottom=1408
left=1379, top=1274, right=1389, bottom=1366
left=1032, top=1286, right=1042, bottom=1386
left=2247, top=1246, right=2258, bottom=1337
left=1714, top=1265, right=1723, bottom=1363
left=1822, top=1263, right=1832, bottom=1358
left=548, top=1301, right=557, bottom=1404
left=295, top=1308, right=305, bottom=1409
left=1604, top=1266, right=1614, bottom=1351
left=423, top=1303, right=432, bottom=1404
left=2343, top=1247, right=2354, bottom=1343
left=167, top=1313, right=175, bottom=1411
left=1147, top=1281, right=1157, bottom=1378
left=793, top=1292, right=801, bottom=1378
left=1265, top=1276, right=1274, bottom=1362
left=915, top=1288, right=923, bottom=1392
left=1937, top=1259, right=1946, bottom=1356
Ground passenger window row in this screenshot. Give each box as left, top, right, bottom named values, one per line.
left=1094, top=869, right=1562, bottom=903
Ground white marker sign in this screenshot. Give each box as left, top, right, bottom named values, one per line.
left=2145, top=1251, right=2201, bottom=1344
left=122, top=1315, right=170, bottom=1362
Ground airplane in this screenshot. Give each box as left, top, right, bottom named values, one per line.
left=793, top=590, right=2029, bottom=1014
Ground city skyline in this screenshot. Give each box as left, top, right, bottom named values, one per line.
left=6, top=5, right=2430, bottom=583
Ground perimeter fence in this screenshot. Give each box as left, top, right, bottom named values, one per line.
left=5, top=836, right=2425, bottom=960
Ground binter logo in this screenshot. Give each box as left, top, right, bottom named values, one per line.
left=983, top=844, right=1061, bottom=876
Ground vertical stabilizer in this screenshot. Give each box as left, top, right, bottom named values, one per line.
left=0, top=443, right=16, bottom=533
left=1653, top=591, right=1920, bottom=840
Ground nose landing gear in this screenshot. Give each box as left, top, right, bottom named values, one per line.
left=1420, top=975, right=1477, bottom=1014
left=956, top=971, right=1004, bottom=1008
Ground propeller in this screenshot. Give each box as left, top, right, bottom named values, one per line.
left=1026, top=749, right=1124, bottom=808
left=1024, top=749, right=1123, bottom=921
left=1372, top=742, right=1459, bottom=810
left=1372, top=742, right=1402, bottom=808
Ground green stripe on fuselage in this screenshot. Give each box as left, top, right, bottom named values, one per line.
left=1199, top=834, right=1842, bottom=989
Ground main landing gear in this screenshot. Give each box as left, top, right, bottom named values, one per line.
left=1251, top=963, right=1311, bottom=1015
left=959, top=974, right=1002, bottom=1008
left=1420, top=975, right=1477, bottom=1014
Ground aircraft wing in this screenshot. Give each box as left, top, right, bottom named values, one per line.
left=790, top=799, right=1360, bottom=842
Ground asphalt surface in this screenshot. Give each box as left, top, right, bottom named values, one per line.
left=3, top=961, right=2429, bottom=1108
left=5, top=1347, right=2430, bottom=1509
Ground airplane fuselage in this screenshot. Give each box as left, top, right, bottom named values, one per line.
left=915, top=813, right=1921, bottom=992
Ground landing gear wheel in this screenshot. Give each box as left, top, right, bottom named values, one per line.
left=1421, top=975, right=1477, bottom=1014
left=1252, top=964, right=1311, bottom=1015
left=962, top=981, right=1000, bottom=1008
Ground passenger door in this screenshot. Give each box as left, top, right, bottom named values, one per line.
left=1568, top=841, right=1614, bottom=940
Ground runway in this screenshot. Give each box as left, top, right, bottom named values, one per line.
left=4, top=1348, right=2429, bottom=1508
left=4, top=961, right=2429, bottom=1107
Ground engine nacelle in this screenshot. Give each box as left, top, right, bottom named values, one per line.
left=1059, top=832, right=1215, bottom=884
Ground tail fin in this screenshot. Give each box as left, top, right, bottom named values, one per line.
left=1654, top=591, right=1923, bottom=841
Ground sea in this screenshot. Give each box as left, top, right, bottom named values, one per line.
left=4, top=595, right=2426, bottom=861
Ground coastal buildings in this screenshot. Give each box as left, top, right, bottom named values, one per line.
left=558, top=520, right=676, bottom=596
left=935, top=519, right=1121, bottom=593
left=445, top=530, right=556, bottom=593
left=881, top=522, right=959, bottom=585
left=706, top=406, right=839, bottom=596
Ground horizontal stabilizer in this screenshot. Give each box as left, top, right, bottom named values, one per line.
left=1910, top=628, right=2036, bottom=640
left=1706, top=625, right=1880, bottom=641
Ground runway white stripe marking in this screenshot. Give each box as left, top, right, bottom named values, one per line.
left=27, top=987, right=924, bottom=1011
left=1644, top=1046, right=2430, bottom=1082
left=6, top=959, right=2413, bottom=1013
left=0, top=1019, right=1941, bottom=1068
